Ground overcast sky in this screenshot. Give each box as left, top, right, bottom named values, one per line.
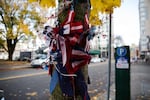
left=113, top=0, right=140, bottom=46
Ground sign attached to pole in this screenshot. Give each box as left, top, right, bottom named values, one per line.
left=117, top=47, right=127, bottom=56
left=116, top=47, right=129, bottom=69
left=115, top=46, right=130, bottom=100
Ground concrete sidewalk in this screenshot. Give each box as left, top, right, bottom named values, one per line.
left=96, top=61, right=150, bottom=100
left=0, top=61, right=31, bottom=71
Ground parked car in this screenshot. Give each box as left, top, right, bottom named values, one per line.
left=130, top=57, right=137, bottom=63
left=100, top=57, right=107, bottom=62
left=31, top=54, right=48, bottom=68
left=91, top=57, right=101, bottom=63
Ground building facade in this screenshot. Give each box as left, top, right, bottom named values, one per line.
left=139, top=0, right=150, bottom=60
left=90, top=14, right=110, bottom=58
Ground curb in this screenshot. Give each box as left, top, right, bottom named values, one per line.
left=0, top=64, right=31, bottom=71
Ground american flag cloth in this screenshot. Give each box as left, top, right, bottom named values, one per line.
left=57, top=33, right=91, bottom=74
left=58, top=9, right=84, bottom=68
left=57, top=9, right=91, bottom=74
left=63, top=40, right=91, bottom=74
left=46, top=7, right=92, bottom=100
left=49, top=69, right=59, bottom=93
left=57, top=63, right=74, bottom=97
left=71, top=49, right=91, bottom=72
left=58, top=35, right=67, bottom=67
left=70, top=22, right=83, bottom=34
left=51, top=63, right=90, bottom=100
left=84, top=37, right=91, bottom=52
left=62, top=20, right=83, bottom=36
left=49, top=38, right=57, bottom=52
left=75, top=69, right=90, bottom=100
left=84, top=12, right=89, bottom=31
left=61, top=9, right=84, bottom=36
left=62, top=22, right=83, bottom=46
left=61, top=9, right=75, bottom=26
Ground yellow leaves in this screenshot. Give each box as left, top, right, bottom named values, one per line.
left=103, top=0, right=121, bottom=13
left=19, top=23, right=30, bottom=35
left=28, top=0, right=37, bottom=2
left=107, top=0, right=121, bottom=7
left=6, top=29, right=17, bottom=39
left=13, top=3, right=20, bottom=10
left=89, top=10, right=102, bottom=26
left=89, top=0, right=121, bottom=25
left=40, top=0, right=56, bottom=7
left=20, top=10, right=28, bottom=17
left=90, top=0, right=121, bottom=14
left=29, top=0, right=56, bottom=8
left=89, top=16, right=102, bottom=26
left=28, top=0, right=121, bottom=26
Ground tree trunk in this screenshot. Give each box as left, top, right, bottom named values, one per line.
left=7, top=38, right=17, bottom=61
left=49, top=0, right=91, bottom=100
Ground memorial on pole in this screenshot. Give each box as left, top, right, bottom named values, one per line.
left=29, top=0, right=121, bottom=99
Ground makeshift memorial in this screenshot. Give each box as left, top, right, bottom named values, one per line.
left=42, top=0, right=94, bottom=99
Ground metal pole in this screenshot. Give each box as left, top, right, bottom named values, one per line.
left=107, top=13, right=112, bottom=100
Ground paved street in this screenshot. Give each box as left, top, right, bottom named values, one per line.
left=0, top=62, right=113, bottom=100
left=0, top=61, right=150, bottom=100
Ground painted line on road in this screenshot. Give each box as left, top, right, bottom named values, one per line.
left=0, top=72, right=47, bottom=81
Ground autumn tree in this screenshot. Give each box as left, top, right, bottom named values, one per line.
left=0, top=0, right=42, bottom=61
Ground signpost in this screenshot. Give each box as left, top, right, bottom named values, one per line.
left=115, top=46, right=130, bottom=100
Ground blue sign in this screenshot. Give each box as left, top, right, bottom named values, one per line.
left=117, top=47, right=127, bottom=56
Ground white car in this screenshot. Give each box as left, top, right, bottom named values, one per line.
left=130, top=57, right=137, bottom=63
left=91, top=58, right=100, bottom=63
left=31, top=54, right=48, bottom=68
